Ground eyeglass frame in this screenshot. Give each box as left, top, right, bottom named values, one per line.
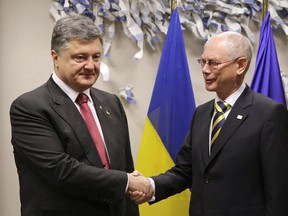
left=196, top=57, right=241, bottom=69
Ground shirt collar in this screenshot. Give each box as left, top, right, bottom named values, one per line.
left=215, top=83, right=246, bottom=107
left=52, top=72, right=92, bottom=103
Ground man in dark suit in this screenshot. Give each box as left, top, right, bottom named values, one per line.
left=130, top=31, right=288, bottom=215
left=10, top=15, right=150, bottom=216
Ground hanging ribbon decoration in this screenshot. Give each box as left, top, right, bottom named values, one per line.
left=50, top=0, right=288, bottom=58
left=49, top=0, right=288, bottom=105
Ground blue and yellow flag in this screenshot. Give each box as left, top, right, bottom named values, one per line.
left=136, top=8, right=196, bottom=216
left=251, top=11, right=287, bottom=108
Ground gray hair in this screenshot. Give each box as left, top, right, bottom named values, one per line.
left=51, top=15, right=103, bottom=54
left=220, top=32, right=253, bottom=61
left=205, top=31, right=253, bottom=62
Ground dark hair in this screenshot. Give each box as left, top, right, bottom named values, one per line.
left=51, top=15, right=103, bottom=54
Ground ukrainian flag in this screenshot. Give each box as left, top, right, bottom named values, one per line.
left=136, top=8, right=196, bottom=216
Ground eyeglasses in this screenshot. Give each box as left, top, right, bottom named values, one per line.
left=197, top=58, right=240, bottom=69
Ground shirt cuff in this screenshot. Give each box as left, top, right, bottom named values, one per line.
left=125, top=173, right=129, bottom=193
left=147, top=177, right=155, bottom=202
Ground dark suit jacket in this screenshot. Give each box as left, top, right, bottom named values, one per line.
left=10, top=77, right=139, bottom=216
left=152, top=85, right=288, bottom=216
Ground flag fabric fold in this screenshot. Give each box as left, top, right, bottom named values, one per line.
left=250, top=11, right=287, bottom=108
left=136, top=8, right=196, bottom=216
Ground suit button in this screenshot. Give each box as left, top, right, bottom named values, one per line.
left=204, top=177, right=210, bottom=184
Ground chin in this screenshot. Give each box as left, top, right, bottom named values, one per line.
left=78, top=80, right=95, bottom=89
left=205, top=85, right=216, bottom=92
left=81, top=76, right=97, bottom=84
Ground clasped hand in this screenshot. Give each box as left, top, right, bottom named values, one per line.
left=127, top=170, right=154, bottom=204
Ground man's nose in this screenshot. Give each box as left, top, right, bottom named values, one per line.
left=84, top=57, right=95, bottom=70
left=201, top=63, right=211, bottom=74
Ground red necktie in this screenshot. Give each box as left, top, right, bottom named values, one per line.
left=76, top=93, right=109, bottom=169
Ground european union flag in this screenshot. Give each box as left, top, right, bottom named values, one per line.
left=251, top=11, right=287, bottom=108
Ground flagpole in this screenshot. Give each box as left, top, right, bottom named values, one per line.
left=171, top=0, right=177, bottom=12
left=262, top=0, right=268, bottom=20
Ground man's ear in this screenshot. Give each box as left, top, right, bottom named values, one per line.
left=236, top=57, right=249, bottom=76
left=51, top=50, right=59, bottom=66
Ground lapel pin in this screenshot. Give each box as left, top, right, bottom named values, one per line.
left=237, top=115, right=243, bottom=120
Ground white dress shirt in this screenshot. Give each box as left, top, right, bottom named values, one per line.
left=51, top=73, right=110, bottom=162
left=208, top=83, right=246, bottom=155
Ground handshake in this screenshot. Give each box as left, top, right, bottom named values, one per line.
left=127, top=170, right=154, bottom=204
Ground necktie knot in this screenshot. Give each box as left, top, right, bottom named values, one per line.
left=76, top=93, right=88, bottom=105
left=215, top=101, right=230, bottom=113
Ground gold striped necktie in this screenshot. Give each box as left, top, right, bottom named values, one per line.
left=211, top=101, right=231, bottom=144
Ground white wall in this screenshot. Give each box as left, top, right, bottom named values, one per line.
left=1, top=1, right=287, bottom=216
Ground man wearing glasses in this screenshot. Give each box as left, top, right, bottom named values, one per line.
left=130, top=31, right=288, bottom=216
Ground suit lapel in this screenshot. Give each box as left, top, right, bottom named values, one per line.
left=90, top=90, right=114, bottom=167
left=201, top=101, right=215, bottom=165
left=90, top=90, right=128, bottom=170
left=46, top=78, right=103, bottom=167
left=206, top=86, right=253, bottom=165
